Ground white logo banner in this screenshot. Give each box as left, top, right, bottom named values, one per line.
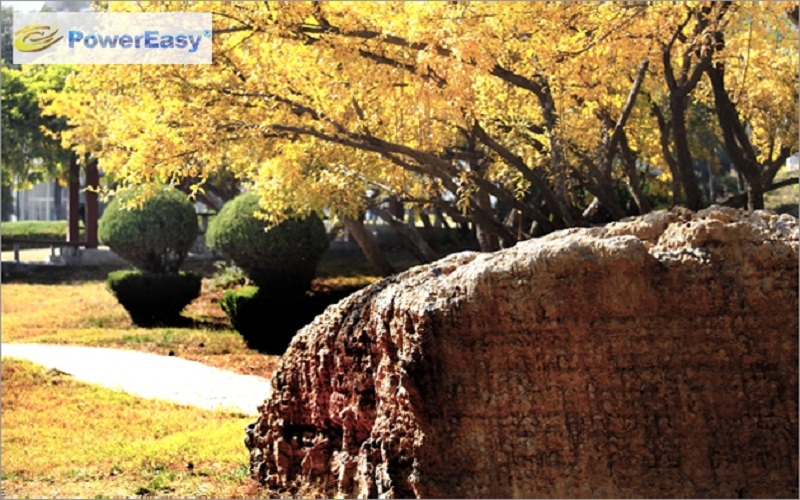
left=13, top=12, right=212, bottom=64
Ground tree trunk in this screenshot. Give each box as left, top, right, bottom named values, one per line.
left=706, top=161, right=717, bottom=204
left=619, top=132, right=652, bottom=215
left=84, top=156, right=100, bottom=249
left=650, top=99, right=684, bottom=206
left=670, top=96, right=705, bottom=210
left=53, top=180, right=63, bottom=220
left=372, top=205, right=439, bottom=263
left=735, top=166, right=746, bottom=194
left=747, top=181, right=765, bottom=211
left=657, top=5, right=721, bottom=211
left=388, top=196, right=404, bottom=219
left=538, top=82, right=575, bottom=226
left=706, top=62, right=775, bottom=213
left=343, top=215, right=395, bottom=276
left=1, top=184, right=14, bottom=221
left=67, top=152, right=80, bottom=244
left=585, top=176, right=627, bottom=221
left=475, top=190, right=500, bottom=252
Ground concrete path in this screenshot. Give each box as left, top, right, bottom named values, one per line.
left=1, top=343, right=272, bottom=416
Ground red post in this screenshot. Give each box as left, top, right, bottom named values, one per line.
left=85, top=156, right=99, bottom=249
left=67, top=152, right=80, bottom=244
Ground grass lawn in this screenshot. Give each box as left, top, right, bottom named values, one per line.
left=1, top=280, right=274, bottom=498
left=1, top=279, right=279, bottom=377
left=1, top=249, right=417, bottom=375
left=0, top=249, right=418, bottom=498
left=1, top=358, right=266, bottom=499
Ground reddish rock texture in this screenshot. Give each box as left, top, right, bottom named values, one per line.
left=245, top=207, right=798, bottom=498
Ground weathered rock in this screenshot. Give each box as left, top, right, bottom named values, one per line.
left=246, top=207, right=798, bottom=498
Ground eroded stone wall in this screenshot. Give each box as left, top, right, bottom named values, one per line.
left=246, top=207, right=798, bottom=498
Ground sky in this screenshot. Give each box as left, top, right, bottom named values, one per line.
left=2, top=1, right=46, bottom=12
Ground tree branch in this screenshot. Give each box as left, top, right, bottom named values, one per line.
left=471, top=121, right=560, bottom=230
left=608, top=58, right=649, bottom=155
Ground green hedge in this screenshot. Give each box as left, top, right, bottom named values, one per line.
left=220, top=285, right=359, bottom=354
left=107, top=270, right=201, bottom=326
left=206, top=192, right=328, bottom=296
left=1, top=221, right=81, bottom=250
left=98, top=186, right=198, bottom=273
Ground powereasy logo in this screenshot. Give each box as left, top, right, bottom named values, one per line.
left=67, top=29, right=205, bottom=53
left=12, top=12, right=212, bottom=64
left=14, top=25, right=63, bottom=52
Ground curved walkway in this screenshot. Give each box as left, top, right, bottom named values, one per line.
left=1, top=343, right=272, bottom=416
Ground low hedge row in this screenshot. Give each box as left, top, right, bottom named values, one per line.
left=1, top=221, right=81, bottom=250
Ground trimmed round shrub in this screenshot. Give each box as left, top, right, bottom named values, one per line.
left=221, top=285, right=359, bottom=354
left=99, top=186, right=198, bottom=273
left=107, top=270, right=201, bottom=326
left=206, top=193, right=329, bottom=296
left=220, top=286, right=288, bottom=354
left=220, top=287, right=297, bottom=354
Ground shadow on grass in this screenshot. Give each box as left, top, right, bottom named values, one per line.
left=128, top=315, right=232, bottom=331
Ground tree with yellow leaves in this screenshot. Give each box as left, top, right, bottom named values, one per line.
left=45, top=1, right=798, bottom=271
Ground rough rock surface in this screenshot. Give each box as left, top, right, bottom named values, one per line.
left=246, top=207, right=798, bottom=498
